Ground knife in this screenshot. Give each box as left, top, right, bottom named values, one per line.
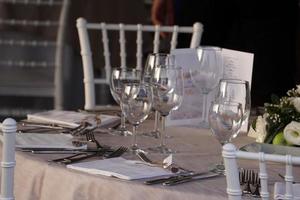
left=163, top=173, right=222, bottom=186
left=144, top=172, right=207, bottom=185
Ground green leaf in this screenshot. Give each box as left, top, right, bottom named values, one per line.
left=264, top=124, right=285, bottom=144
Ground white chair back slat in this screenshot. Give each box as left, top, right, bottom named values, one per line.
left=76, top=18, right=96, bottom=110
left=119, top=23, right=126, bottom=69
left=170, top=25, right=178, bottom=51
left=86, top=23, right=201, bottom=33
left=222, top=143, right=243, bottom=200
left=190, top=22, right=203, bottom=48
left=223, top=143, right=300, bottom=200
left=1, top=118, right=17, bottom=200
left=258, top=153, right=269, bottom=199
left=153, top=25, right=160, bottom=53
left=136, top=24, right=143, bottom=70
left=100, top=23, right=111, bottom=84
left=285, top=156, right=294, bottom=199
left=76, top=17, right=203, bottom=110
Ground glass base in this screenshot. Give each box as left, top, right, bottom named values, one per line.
left=110, top=127, right=132, bottom=136
left=148, top=145, right=176, bottom=154
left=208, top=163, right=226, bottom=175
left=141, top=130, right=160, bottom=138
left=199, top=120, right=210, bottom=129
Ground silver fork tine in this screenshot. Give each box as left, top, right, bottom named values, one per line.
left=105, top=146, right=127, bottom=158
left=137, top=152, right=153, bottom=163
left=86, top=131, right=103, bottom=149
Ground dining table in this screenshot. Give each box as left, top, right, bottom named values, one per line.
left=3, top=118, right=300, bottom=200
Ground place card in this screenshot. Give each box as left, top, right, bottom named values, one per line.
left=167, top=47, right=254, bottom=130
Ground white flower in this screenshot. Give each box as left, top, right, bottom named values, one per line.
left=283, top=121, right=300, bottom=145
left=291, top=97, right=300, bottom=112
left=248, top=115, right=267, bottom=143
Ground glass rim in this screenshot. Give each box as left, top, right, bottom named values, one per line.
left=211, top=100, right=242, bottom=107
left=197, top=46, right=222, bottom=51
left=156, top=64, right=182, bottom=70
left=111, top=67, right=142, bottom=71
left=219, top=78, right=249, bottom=84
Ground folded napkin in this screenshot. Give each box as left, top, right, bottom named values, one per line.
left=67, top=157, right=173, bottom=180
left=274, top=182, right=300, bottom=199
left=27, top=110, right=120, bottom=128
left=14, top=133, right=86, bottom=150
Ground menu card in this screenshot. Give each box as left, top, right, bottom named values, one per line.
left=27, top=110, right=120, bottom=129
left=67, top=157, right=173, bottom=180
left=166, top=48, right=254, bottom=130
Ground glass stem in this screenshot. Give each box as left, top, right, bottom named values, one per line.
left=132, top=125, right=138, bottom=150
left=154, top=111, right=160, bottom=132
left=160, top=116, right=166, bottom=147
left=202, top=93, right=208, bottom=122
left=120, top=112, right=126, bottom=129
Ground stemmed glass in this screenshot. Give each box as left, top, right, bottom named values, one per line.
left=208, top=101, right=243, bottom=173
left=149, top=66, right=184, bottom=153
left=110, top=68, right=141, bottom=136
left=216, top=79, right=251, bottom=132
left=189, top=46, right=223, bottom=128
left=142, top=53, right=175, bottom=138
left=121, top=83, right=153, bottom=151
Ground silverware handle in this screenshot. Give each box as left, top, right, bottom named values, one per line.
left=163, top=173, right=221, bottom=186
left=144, top=176, right=179, bottom=185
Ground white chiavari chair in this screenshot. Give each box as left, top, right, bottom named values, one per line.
left=76, top=17, right=203, bottom=110
left=222, top=143, right=300, bottom=200
left=0, top=118, right=16, bottom=200
left=0, top=0, right=70, bottom=117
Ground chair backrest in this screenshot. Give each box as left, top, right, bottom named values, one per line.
left=76, top=17, right=203, bottom=110
left=0, top=118, right=16, bottom=200
left=222, top=143, right=300, bottom=200
left=0, top=0, right=71, bottom=117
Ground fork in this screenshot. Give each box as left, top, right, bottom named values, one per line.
left=239, top=169, right=260, bottom=197
left=104, top=146, right=128, bottom=158
left=52, top=146, right=127, bottom=164
left=136, top=151, right=189, bottom=173
left=85, top=130, right=104, bottom=149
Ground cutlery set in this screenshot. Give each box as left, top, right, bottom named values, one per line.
left=144, top=171, right=222, bottom=186
left=137, top=151, right=223, bottom=186
left=49, top=146, right=128, bottom=164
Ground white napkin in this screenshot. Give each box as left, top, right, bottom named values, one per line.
left=27, top=110, right=120, bottom=128
left=67, top=157, right=173, bottom=180
left=14, top=133, right=86, bottom=150
left=274, top=182, right=300, bottom=199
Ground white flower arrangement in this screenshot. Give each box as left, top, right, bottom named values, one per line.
left=249, top=85, right=300, bottom=146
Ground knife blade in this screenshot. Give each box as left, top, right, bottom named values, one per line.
left=163, top=173, right=221, bottom=186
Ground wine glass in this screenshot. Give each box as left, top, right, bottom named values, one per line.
left=208, top=101, right=243, bottom=173
left=149, top=65, right=184, bottom=153
left=120, top=83, right=153, bottom=151
left=216, top=79, right=251, bottom=132
left=142, top=53, right=176, bottom=138
left=110, top=68, right=142, bottom=136
left=189, top=46, right=223, bottom=128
